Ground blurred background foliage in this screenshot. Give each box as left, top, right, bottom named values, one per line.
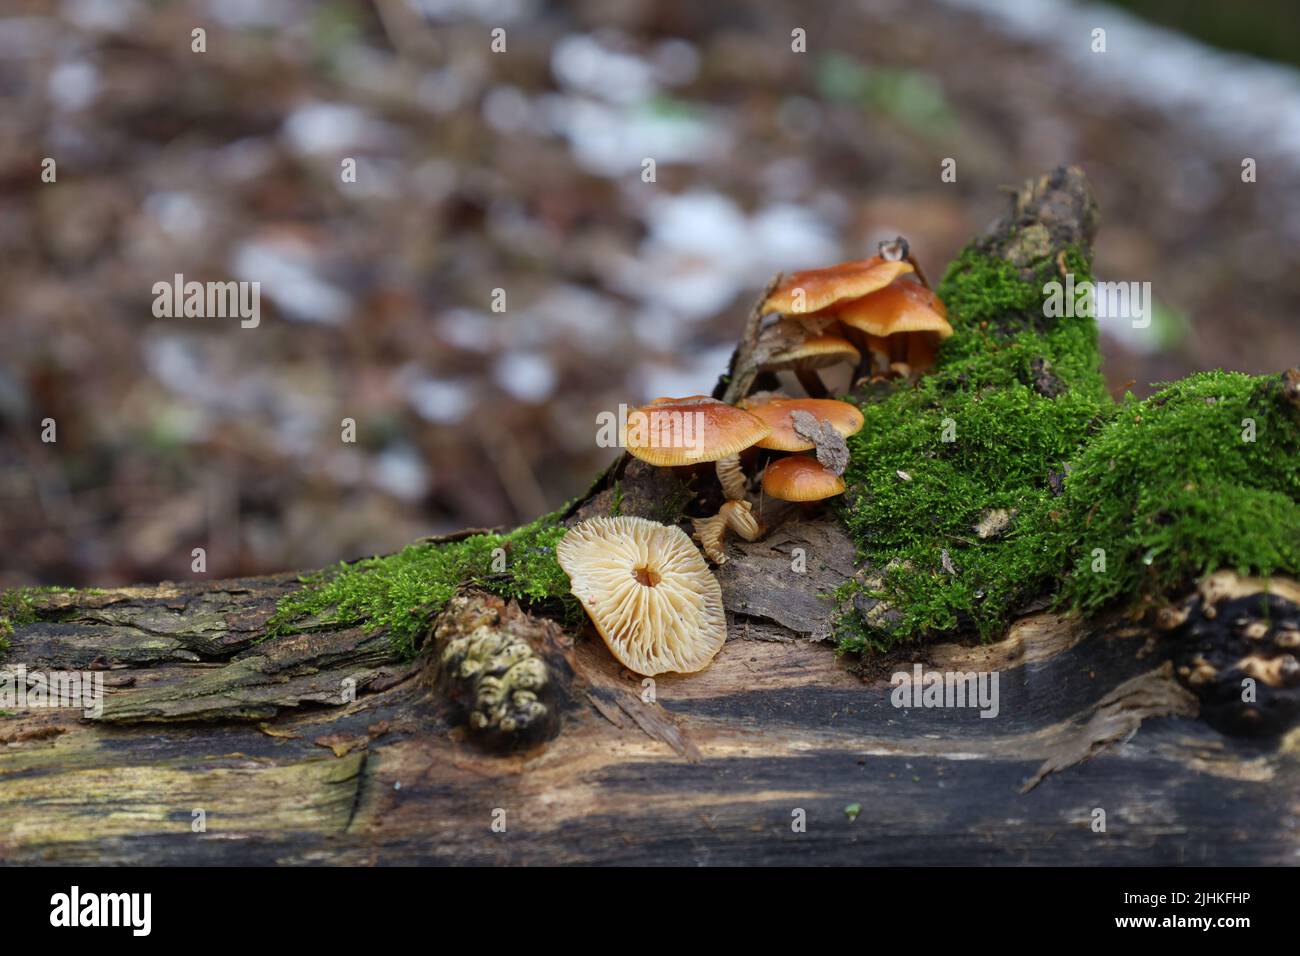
left=2, top=0, right=1299, bottom=587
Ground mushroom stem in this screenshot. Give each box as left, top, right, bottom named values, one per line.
left=848, top=331, right=890, bottom=383
left=692, top=500, right=761, bottom=565
left=795, top=367, right=830, bottom=398
left=852, top=351, right=873, bottom=385
left=722, top=499, right=761, bottom=541
left=692, top=514, right=728, bottom=565
left=841, top=325, right=871, bottom=383
left=716, top=454, right=748, bottom=501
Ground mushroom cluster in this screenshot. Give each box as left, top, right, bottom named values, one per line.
left=741, top=239, right=948, bottom=509
left=759, top=237, right=952, bottom=386
left=556, top=241, right=946, bottom=675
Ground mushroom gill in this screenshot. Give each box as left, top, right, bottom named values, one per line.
left=557, top=516, right=726, bottom=675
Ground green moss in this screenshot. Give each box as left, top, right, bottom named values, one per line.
left=834, top=246, right=1300, bottom=654
left=835, top=247, right=1113, bottom=651
left=0, top=586, right=92, bottom=656
left=267, top=511, right=577, bottom=658
left=1053, top=370, right=1300, bottom=611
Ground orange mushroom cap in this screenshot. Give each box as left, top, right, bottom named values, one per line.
left=761, top=454, right=846, bottom=502
left=742, top=396, right=865, bottom=452
left=625, top=395, right=771, bottom=467
left=761, top=255, right=914, bottom=316
left=834, top=282, right=952, bottom=339
left=835, top=282, right=952, bottom=374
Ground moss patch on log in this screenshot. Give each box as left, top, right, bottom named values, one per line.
left=1052, top=370, right=1300, bottom=612
left=834, top=247, right=1300, bottom=653
left=267, top=513, right=574, bottom=658
left=0, top=587, right=93, bottom=656
left=835, top=246, right=1110, bottom=650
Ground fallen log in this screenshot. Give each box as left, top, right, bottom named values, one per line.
left=3, top=168, right=1298, bottom=865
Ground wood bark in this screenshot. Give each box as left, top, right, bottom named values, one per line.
left=3, top=168, right=1297, bottom=865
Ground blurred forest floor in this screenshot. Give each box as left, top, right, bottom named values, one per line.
left=3, top=0, right=1299, bottom=587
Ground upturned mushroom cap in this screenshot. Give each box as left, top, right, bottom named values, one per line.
left=761, top=255, right=914, bottom=316
left=759, top=322, right=861, bottom=372
left=762, top=454, right=846, bottom=502
left=557, top=516, right=726, bottom=675
left=742, top=396, right=865, bottom=452
left=625, top=395, right=771, bottom=467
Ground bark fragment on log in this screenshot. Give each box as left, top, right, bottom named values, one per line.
left=976, top=165, right=1099, bottom=272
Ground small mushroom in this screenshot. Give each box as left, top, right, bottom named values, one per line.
left=692, top=499, right=761, bottom=565
left=556, top=516, right=726, bottom=675
left=757, top=319, right=861, bottom=397
left=624, top=395, right=770, bottom=500
left=741, top=396, right=865, bottom=453
left=761, top=454, right=847, bottom=502
left=834, top=282, right=952, bottom=378
left=761, top=255, right=914, bottom=317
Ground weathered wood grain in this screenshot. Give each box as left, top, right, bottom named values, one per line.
left=2, top=566, right=1297, bottom=865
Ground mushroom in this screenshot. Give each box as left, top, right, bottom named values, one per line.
left=624, top=395, right=770, bottom=501
left=833, top=281, right=952, bottom=378
left=556, top=516, right=727, bottom=675
left=741, top=396, right=865, bottom=453
left=691, top=499, right=761, bottom=565
left=756, top=319, right=861, bottom=398
left=762, top=454, right=847, bottom=502
left=761, top=255, right=914, bottom=316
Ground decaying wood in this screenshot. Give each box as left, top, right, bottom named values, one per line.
left=720, top=273, right=783, bottom=406
left=4, top=565, right=1299, bottom=864
left=4, top=167, right=1298, bottom=864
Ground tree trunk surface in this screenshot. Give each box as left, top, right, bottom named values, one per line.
left=4, top=168, right=1297, bottom=865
